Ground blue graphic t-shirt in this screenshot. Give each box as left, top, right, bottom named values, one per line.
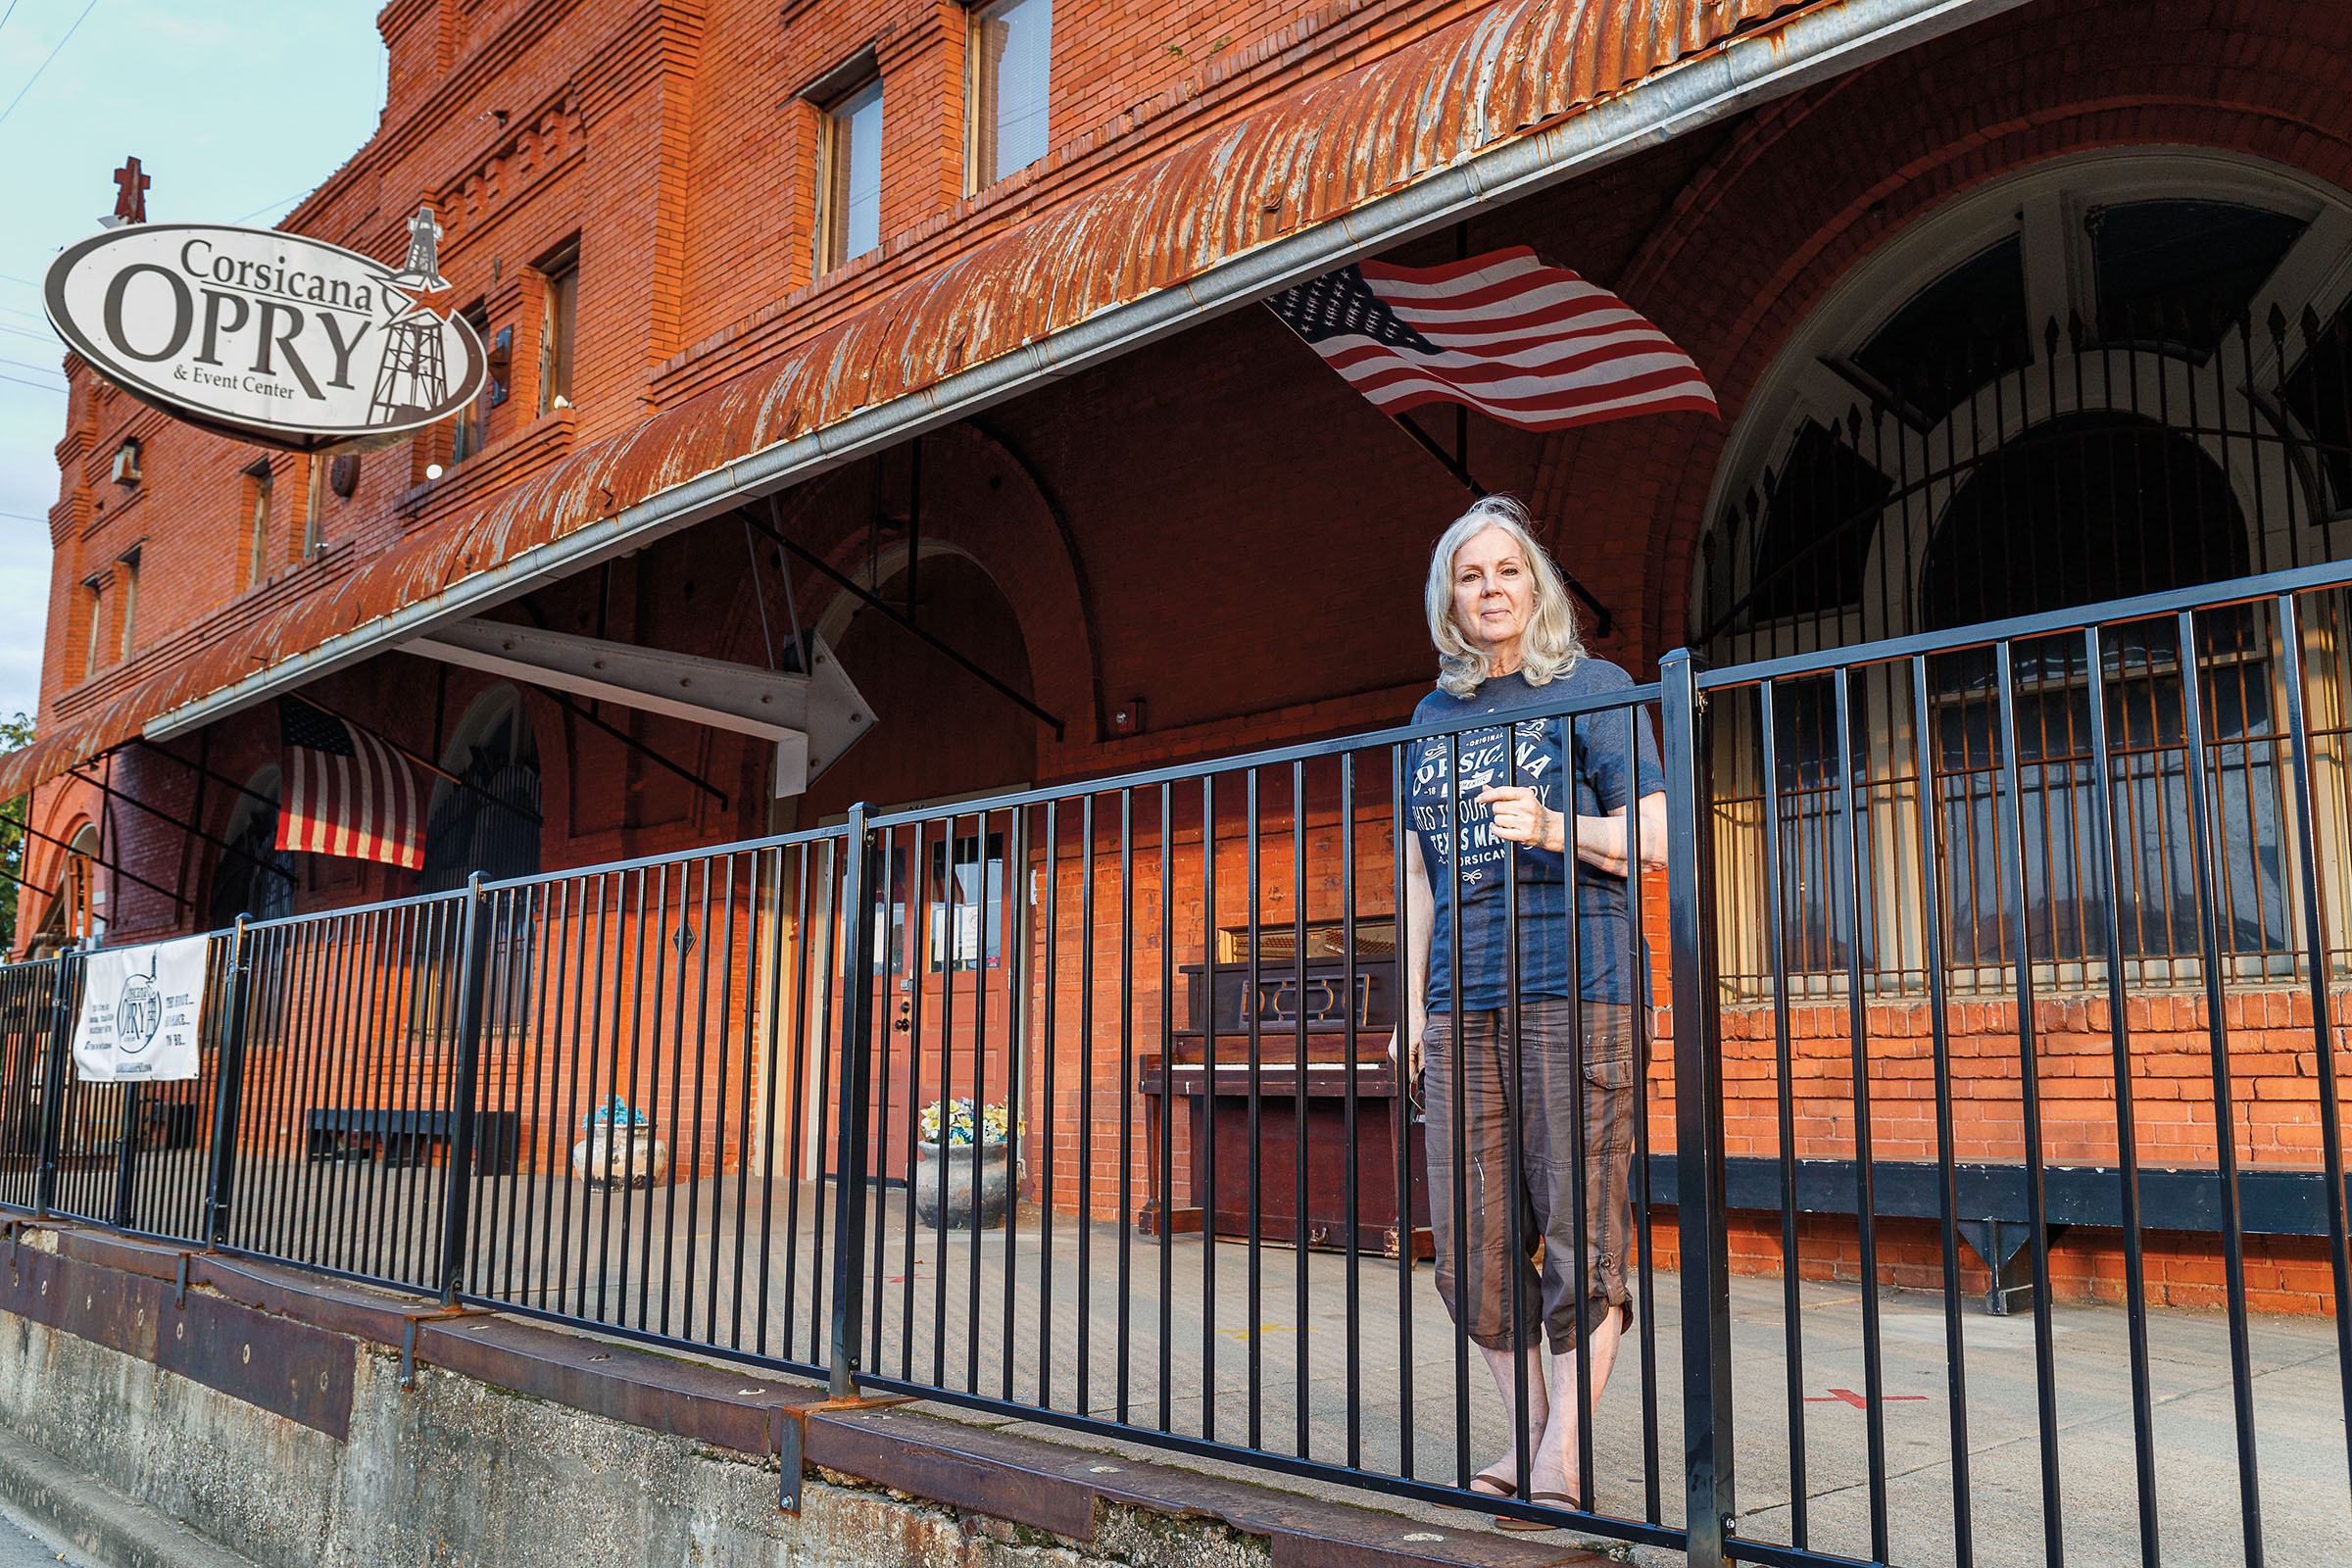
left=1408, top=662, right=1664, bottom=1010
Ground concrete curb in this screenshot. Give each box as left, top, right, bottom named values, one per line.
left=0, top=1419, right=261, bottom=1568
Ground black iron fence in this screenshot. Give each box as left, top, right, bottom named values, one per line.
left=1700, top=297, right=2352, bottom=1003
left=4, top=564, right=2351, bottom=1567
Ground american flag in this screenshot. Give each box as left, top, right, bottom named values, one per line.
left=275, top=698, right=424, bottom=869
left=1268, top=247, right=1717, bottom=430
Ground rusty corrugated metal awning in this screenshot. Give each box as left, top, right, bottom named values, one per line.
left=0, top=0, right=2023, bottom=802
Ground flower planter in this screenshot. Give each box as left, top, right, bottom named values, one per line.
left=912, top=1140, right=1012, bottom=1229
left=571, top=1125, right=669, bottom=1189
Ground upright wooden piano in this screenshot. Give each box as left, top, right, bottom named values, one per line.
left=1137, top=918, right=1431, bottom=1256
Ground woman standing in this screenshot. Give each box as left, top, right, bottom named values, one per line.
left=1395, top=495, right=1666, bottom=1520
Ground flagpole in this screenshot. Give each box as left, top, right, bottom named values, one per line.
left=1389, top=413, right=1614, bottom=637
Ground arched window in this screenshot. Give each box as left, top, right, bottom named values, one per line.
left=28, top=824, right=101, bottom=955
left=1700, top=150, right=2352, bottom=997
left=209, top=767, right=295, bottom=930
left=1697, top=149, right=2352, bottom=662
left=420, top=685, right=541, bottom=893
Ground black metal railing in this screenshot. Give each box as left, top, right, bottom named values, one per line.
left=2, top=564, right=2349, bottom=1568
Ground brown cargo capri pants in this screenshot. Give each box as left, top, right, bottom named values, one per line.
left=1423, top=999, right=1640, bottom=1353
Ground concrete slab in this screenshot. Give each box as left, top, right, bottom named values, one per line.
left=210, top=1160, right=2352, bottom=1565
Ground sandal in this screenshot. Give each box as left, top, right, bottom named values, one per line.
left=1436, top=1471, right=1518, bottom=1512
left=1492, top=1510, right=1559, bottom=1533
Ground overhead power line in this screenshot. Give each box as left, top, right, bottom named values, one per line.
left=234, top=188, right=314, bottom=225
left=0, top=0, right=102, bottom=134
left=0, top=370, right=63, bottom=394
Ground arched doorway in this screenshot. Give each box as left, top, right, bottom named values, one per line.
left=808, top=548, right=1039, bottom=814
left=1695, top=149, right=2342, bottom=999
left=420, top=686, right=543, bottom=1032
left=808, top=548, right=1040, bottom=1186
left=208, top=767, right=296, bottom=930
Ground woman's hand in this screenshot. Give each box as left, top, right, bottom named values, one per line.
left=1388, top=1016, right=1424, bottom=1086
left=1476, top=786, right=1561, bottom=852
left=1475, top=789, right=1670, bottom=876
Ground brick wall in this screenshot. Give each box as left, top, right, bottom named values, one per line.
left=20, top=0, right=2352, bottom=1308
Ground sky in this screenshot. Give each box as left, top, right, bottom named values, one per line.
left=0, top=2, right=389, bottom=728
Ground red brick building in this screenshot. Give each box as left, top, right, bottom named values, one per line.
left=13, top=0, right=2352, bottom=1316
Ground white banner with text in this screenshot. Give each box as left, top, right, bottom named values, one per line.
left=72, top=935, right=209, bottom=1083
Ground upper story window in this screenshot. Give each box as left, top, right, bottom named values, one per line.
left=453, top=303, right=492, bottom=462
left=116, top=547, right=140, bottom=662
left=968, top=0, right=1052, bottom=190
left=302, top=456, right=325, bottom=554
left=819, top=76, right=885, bottom=274
left=537, top=240, right=579, bottom=416
left=80, top=578, right=103, bottom=679
left=243, top=462, right=272, bottom=587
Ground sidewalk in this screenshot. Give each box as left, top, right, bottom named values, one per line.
left=232, top=1161, right=2351, bottom=1566
left=845, top=1202, right=2350, bottom=1568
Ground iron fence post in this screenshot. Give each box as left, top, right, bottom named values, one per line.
left=202, top=917, right=252, bottom=1248
left=111, top=1084, right=142, bottom=1230
left=32, top=953, right=74, bottom=1219
left=828, top=804, right=880, bottom=1399
left=438, top=873, right=493, bottom=1306
left=1662, top=647, right=1737, bottom=1567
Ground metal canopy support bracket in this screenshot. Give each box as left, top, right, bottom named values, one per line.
left=1389, top=411, right=1615, bottom=637
left=1959, top=1220, right=2066, bottom=1316
left=19, top=784, right=213, bottom=903
left=400, top=617, right=873, bottom=798
left=742, top=510, right=1064, bottom=741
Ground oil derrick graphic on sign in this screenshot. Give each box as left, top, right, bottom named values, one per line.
left=368, top=206, right=455, bottom=422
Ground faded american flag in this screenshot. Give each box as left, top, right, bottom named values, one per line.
left=276, top=698, right=423, bottom=869
left=1269, top=247, right=1716, bottom=430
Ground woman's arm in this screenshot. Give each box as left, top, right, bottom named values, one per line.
left=1479, top=787, right=1668, bottom=877
left=1391, top=831, right=1434, bottom=1082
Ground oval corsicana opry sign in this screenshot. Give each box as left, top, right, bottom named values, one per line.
left=43, top=215, right=485, bottom=453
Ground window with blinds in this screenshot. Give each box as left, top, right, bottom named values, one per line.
left=968, top=0, right=1052, bottom=191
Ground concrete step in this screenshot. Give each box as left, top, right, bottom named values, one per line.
left=0, top=1422, right=259, bottom=1568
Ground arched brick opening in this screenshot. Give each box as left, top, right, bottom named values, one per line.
left=720, top=420, right=1099, bottom=812
left=1506, top=0, right=2352, bottom=659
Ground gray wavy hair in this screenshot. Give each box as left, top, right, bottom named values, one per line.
left=1424, top=495, right=1585, bottom=699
